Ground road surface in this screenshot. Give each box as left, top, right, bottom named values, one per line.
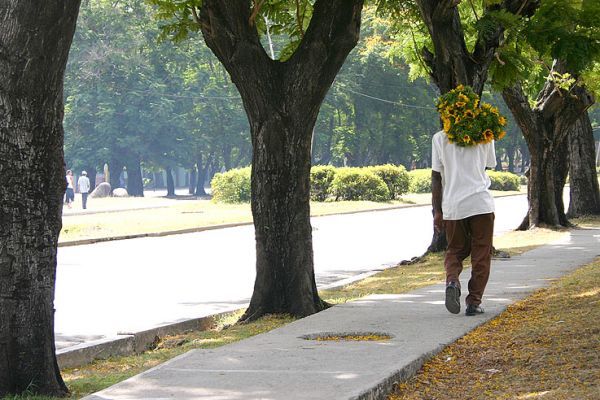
left=54, top=195, right=527, bottom=349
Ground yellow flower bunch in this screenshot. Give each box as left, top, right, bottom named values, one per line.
left=436, top=85, right=507, bottom=147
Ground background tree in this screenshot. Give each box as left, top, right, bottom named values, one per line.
left=0, top=0, right=81, bottom=396
left=499, top=0, right=599, bottom=228
left=380, top=0, right=538, bottom=251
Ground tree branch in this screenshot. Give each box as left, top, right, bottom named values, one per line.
left=294, top=0, right=305, bottom=38
left=249, top=0, right=265, bottom=27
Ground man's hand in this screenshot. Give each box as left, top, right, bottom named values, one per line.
left=431, top=170, right=444, bottom=232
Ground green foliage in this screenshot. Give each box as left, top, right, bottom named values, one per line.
left=64, top=0, right=251, bottom=176
left=487, top=170, right=521, bottom=191
left=210, top=167, right=251, bottom=203
left=367, top=164, right=410, bottom=199
left=330, top=168, right=390, bottom=202
left=408, top=168, right=432, bottom=193
left=310, top=165, right=336, bottom=201
left=149, top=0, right=314, bottom=60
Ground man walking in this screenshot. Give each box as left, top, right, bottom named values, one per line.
left=431, top=130, right=496, bottom=316
left=77, top=170, right=91, bottom=210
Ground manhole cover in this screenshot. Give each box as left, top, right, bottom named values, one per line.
left=301, top=332, right=393, bottom=342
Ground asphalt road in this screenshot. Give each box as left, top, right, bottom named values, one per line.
left=54, top=195, right=527, bottom=350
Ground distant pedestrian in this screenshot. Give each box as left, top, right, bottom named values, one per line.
left=65, top=169, right=75, bottom=208
left=78, top=170, right=91, bottom=209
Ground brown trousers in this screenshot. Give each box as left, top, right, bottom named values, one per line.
left=444, top=213, right=494, bottom=306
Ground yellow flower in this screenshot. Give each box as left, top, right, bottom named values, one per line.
left=458, top=94, right=469, bottom=103
left=498, top=130, right=506, bottom=140
left=456, top=84, right=465, bottom=91
left=491, top=107, right=499, bottom=116
left=443, top=118, right=451, bottom=132
left=498, top=116, right=507, bottom=126
left=463, top=135, right=472, bottom=144
left=474, top=98, right=479, bottom=108
left=456, top=102, right=466, bottom=108
left=483, top=129, right=494, bottom=141
left=465, top=110, right=475, bottom=118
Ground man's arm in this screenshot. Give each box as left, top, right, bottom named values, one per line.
left=432, top=170, right=443, bottom=232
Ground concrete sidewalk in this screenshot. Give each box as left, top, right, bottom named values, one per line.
left=83, top=228, right=599, bottom=400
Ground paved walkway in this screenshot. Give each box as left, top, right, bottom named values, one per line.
left=83, top=228, right=599, bottom=400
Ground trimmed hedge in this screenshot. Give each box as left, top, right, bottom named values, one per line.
left=487, top=170, right=520, bottom=191
left=310, top=165, right=336, bottom=201
left=408, top=168, right=432, bottom=193
left=330, top=168, right=390, bottom=202
left=368, top=164, right=410, bottom=200
left=210, top=167, right=251, bottom=203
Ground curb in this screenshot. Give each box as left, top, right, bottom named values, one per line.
left=57, top=311, right=237, bottom=369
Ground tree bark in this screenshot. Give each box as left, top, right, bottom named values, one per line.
left=0, top=0, right=81, bottom=396
left=125, top=158, right=144, bottom=197
left=567, top=111, right=600, bottom=217
left=196, top=153, right=213, bottom=196
left=165, top=166, right=175, bottom=197
left=189, top=167, right=197, bottom=195
left=86, top=167, right=97, bottom=192
left=502, top=68, right=594, bottom=229
left=199, top=0, right=364, bottom=321
left=109, top=157, right=124, bottom=190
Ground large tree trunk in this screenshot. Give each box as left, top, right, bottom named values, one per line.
left=126, top=158, right=144, bottom=197
left=0, top=0, right=80, bottom=396
left=199, top=0, right=363, bottom=321
left=502, top=67, right=594, bottom=229
left=567, top=112, right=600, bottom=217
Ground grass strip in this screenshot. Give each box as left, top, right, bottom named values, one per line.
left=387, top=257, right=600, bottom=400
left=59, top=190, right=522, bottom=243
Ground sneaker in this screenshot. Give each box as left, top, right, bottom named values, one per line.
left=465, top=304, right=484, bottom=316
left=445, top=282, right=461, bottom=314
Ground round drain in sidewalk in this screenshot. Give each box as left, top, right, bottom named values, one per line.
left=301, top=332, right=393, bottom=342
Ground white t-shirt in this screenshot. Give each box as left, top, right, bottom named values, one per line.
left=431, top=131, right=496, bottom=220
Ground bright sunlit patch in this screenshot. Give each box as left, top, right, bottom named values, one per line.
left=572, top=287, right=600, bottom=298
left=517, top=390, right=552, bottom=398
left=335, top=373, right=359, bottom=380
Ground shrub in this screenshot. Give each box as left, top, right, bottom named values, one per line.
left=310, top=165, right=336, bottom=201
left=408, top=168, right=432, bottom=193
left=368, top=164, right=410, bottom=199
left=330, top=168, right=390, bottom=202
left=487, top=170, right=520, bottom=191
left=519, top=174, right=528, bottom=186
left=210, top=167, right=251, bottom=203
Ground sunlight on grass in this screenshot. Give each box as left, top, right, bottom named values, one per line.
left=517, top=391, right=553, bottom=399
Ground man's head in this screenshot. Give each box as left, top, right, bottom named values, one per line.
left=82, top=170, right=87, bottom=176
